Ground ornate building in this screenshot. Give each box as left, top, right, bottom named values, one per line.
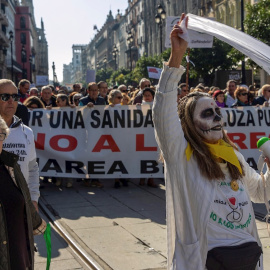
left=0, top=0, right=10, bottom=79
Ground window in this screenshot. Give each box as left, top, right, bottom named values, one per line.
left=20, top=17, right=26, bottom=29
left=21, top=33, right=26, bottom=44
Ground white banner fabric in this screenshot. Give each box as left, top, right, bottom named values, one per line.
left=28, top=106, right=269, bottom=178
left=165, top=16, right=214, bottom=48
left=187, top=13, right=270, bottom=74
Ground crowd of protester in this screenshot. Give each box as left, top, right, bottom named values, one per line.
left=2, top=77, right=270, bottom=191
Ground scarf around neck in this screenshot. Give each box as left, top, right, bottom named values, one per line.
left=185, top=139, right=242, bottom=174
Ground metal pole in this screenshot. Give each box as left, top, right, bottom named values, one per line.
left=29, top=61, right=32, bottom=83
left=241, top=0, right=246, bottom=84
left=11, top=43, right=13, bottom=81
left=186, top=48, right=190, bottom=88
left=130, top=46, right=132, bottom=72
left=160, top=24, right=162, bottom=54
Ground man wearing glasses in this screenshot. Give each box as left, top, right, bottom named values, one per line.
left=0, top=79, right=39, bottom=211
left=132, top=78, right=151, bottom=104
left=79, top=82, right=106, bottom=107
left=98, top=81, right=109, bottom=105
left=225, top=80, right=237, bottom=107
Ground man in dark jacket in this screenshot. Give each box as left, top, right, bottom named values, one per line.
left=79, top=82, right=106, bottom=106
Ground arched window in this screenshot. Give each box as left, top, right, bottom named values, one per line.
left=20, top=17, right=26, bottom=29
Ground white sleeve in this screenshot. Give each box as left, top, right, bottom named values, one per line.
left=238, top=152, right=270, bottom=203
left=26, top=128, right=40, bottom=202
left=152, top=63, right=186, bottom=164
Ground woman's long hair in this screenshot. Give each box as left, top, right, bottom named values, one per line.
left=178, top=92, right=244, bottom=180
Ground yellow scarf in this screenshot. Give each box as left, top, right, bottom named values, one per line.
left=185, top=139, right=242, bottom=174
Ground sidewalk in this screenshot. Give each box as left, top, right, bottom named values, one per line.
left=35, top=178, right=270, bottom=270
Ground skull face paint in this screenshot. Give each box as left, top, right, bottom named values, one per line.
left=193, top=97, right=223, bottom=143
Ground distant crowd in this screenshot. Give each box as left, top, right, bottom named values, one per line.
left=4, top=78, right=270, bottom=191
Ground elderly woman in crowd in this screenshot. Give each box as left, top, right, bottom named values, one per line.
left=231, top=87, right=249, bottom=107
left=108, top=89, right=129, bottom=188
left=23, top=96, right=45, bottom=109
left=153, top=14, right=267, bottom=270
left=121, top=93, right=131, bottom=105
left=212, top=90, right=227, bottom=108
left=73, top=93, right=83, bottom=106
left=0, top=115, right=46, bottom=269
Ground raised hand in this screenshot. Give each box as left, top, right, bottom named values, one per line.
left=168, top=13, right=188, bottom=68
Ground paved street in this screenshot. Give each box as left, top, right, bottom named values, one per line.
left=34, top=179, right=270, bottom=270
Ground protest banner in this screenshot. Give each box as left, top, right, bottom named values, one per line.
left=28, top=106, right=269, bottom=178
left=29, top=105, right=163, bottom=178
left=147, top=67, right=162, bottom=80
left=36, top=75, right=49, bottom=86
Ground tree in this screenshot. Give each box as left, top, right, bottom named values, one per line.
left=245, top=0, right=270, bottom=46
left=132, top=54, right=163, bottom=83
left=186, top=38, right=237, bottom=86
left=96, top=68, right=114, bottom=83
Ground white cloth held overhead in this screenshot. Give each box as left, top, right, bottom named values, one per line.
left=178, top=16, right=190, bottom=44
left=187, top=13, right=270, bottom=74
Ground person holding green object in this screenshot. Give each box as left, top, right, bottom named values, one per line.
left=0, top=115, right=46, bottom=270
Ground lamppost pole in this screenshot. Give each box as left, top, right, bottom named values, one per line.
left=241, top=0, right=246, bottom=84
left=103, top=55, right=107, bottom=70
left=9, top=31, right=14, bottom=81
left=21, top=45, right=26, bottom=79
left=52, top=61, right=56, bottom=87
left=155, top=5, right=166, bottom=54
left=127, top=31, right=134, bottom=72
left=112, top=44, right=119, bottom=70
left=29, top=55, right=32, bottom=83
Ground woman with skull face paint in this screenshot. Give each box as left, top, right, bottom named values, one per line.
left=153, top=14, right=270, bottom=270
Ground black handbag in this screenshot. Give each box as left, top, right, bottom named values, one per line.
left=206, top=242, right=262, bottom=270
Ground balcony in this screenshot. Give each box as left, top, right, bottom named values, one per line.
left=1, top=0, right=9, bottom=6
left=0, top=29, right=9, bottom=46
left=0, top=13, right=8, bottom=26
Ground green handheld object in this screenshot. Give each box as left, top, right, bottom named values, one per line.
left=257, top=137, right=270, bottom=149
left=43, top=223, right=52, bottom=270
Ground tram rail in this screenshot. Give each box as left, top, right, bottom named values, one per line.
left=38, top=198, right=107, bottom=270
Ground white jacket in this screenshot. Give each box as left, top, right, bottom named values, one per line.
left=152, top=64, right=269, bottom=270
left=3, top=116, right=40, bottom=202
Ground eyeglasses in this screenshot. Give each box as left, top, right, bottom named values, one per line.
left=0, top=133, right=6, bottom=141
left=240, top=92, right=248, bottom=96
left=0, top=93, right=20, bottom=102
left=144, top=85, right=151, bottom=87
left=116, top=96, right=123, bottom=99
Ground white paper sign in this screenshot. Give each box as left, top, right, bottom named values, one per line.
left=147, top=66, right=162, bottom=79
left=165, top=16, right=213, bottom=48
left=36, top=75, right=49, bottom=86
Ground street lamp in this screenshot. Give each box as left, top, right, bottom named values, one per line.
left=155, top=4, right=166, bottom=54
left=127, top=31, right=134, bottom=72
left=96, top=61, right=100, bottom=70
left=21, top=45, right=26, bottom=79
left=112, top=44, right=119, bottom=70
left=241, top=0, right=246, bottom=84
left=9, top=31, right=14, bottom=81
left=103, top=55, right=107, bottom=69
left=29, top=55, right=32, bottom=83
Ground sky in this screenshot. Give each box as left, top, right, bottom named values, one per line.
left=32, top=0, right=128, bottom=82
